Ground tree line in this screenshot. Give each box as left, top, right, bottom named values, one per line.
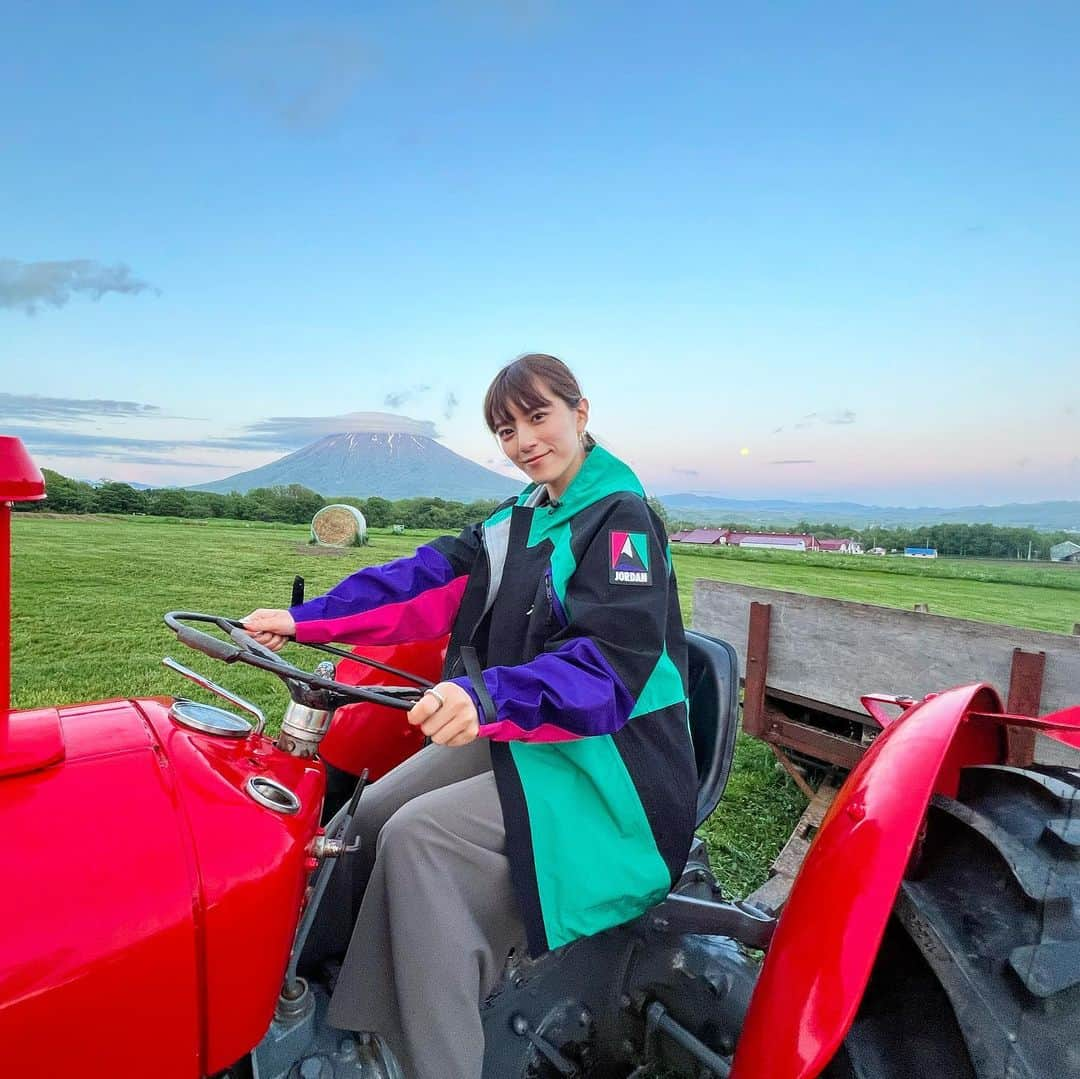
left=18, top=470, right=1077, bottom=559
left=17, top=470, right=502, bottom=531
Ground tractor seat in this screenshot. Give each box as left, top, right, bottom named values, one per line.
left=685, top=631, right=740, bottom=827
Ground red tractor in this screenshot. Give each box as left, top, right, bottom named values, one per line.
left=2, top=435, right=1078, bottom=1079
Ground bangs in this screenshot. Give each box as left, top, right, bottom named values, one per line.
left=484, top=364, right=556, bottom=431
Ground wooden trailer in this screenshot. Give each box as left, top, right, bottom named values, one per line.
left=691, top=580, right=1080, bottom=911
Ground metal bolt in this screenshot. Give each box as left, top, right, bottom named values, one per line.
left=299, top=1058, right=323, bottom=1079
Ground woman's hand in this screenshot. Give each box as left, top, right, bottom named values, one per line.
left=241, top=608, right=296, bottom=652
left=407, top=682, right=480, bottom=747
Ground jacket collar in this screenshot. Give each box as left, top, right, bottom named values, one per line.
left=515, top=445, right=644, bottom=520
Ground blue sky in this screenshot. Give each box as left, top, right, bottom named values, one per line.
left=2, top=1, right=1077, bottom=505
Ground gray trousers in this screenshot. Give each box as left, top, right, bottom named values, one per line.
left=321, top=738, right=526, bottom=1079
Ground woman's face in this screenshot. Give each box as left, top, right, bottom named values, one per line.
left=495, top=381, right=589, bottom=500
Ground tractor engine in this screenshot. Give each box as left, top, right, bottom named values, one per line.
left=0, top=695, right=323, bottom=1078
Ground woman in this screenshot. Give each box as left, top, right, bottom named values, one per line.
left=244, top=353, right=697, bottom=1079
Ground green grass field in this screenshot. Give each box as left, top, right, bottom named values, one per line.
left=9, top=514, right=1077, bottom=896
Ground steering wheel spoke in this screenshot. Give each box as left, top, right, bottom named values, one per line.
left=163, top=611, right=426, bottom=713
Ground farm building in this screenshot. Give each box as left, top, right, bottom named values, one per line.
left=904, top=546, right=938, bottom=558
left=728, top=532, right=817, bottom=552
left=670, top=530, right=864, bottom=554
left=1050, top=540, right=1080, bottom=563
left=818, top=538, right=864, bottom=554
left=671, top=528, right=729, bottom=545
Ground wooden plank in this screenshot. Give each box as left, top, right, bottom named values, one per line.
left=746, top=781, right=839, bottom=914
left=770, top=746, right=815, bottom=800
left=1005, top=649, right=1044, bottom=765
left=771, top=835, right=811, bottom=880
left=762, top=714, right=866, bottom=770
left=745, top=874, right=791, bottom=915
left=1035, top=734, right=1080, bottom=767
left=693, top=580, right=1080, bottom=716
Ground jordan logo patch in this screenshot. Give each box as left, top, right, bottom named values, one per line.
left=609, top=530, right=651, bottom=585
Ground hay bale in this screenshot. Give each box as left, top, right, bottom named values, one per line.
left=311, top=504, right=367, bottom=547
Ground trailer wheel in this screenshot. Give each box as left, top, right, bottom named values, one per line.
left=824, top=763, right=1080, bottom=1079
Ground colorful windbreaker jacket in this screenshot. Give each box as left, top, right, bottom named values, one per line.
left=289, top=446, right=697, bottom=956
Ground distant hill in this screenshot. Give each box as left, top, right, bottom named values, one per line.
left=658, top=494, right=1080, bottom=531
left=189, top=431, right=521, bottom=502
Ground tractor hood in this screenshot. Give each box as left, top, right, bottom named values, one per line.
left=0, top=695, right=323, bottom=1078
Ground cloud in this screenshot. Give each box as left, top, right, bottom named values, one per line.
left=8, top=426, right=226, bottom=469
left=5, top=426, right=198, bottom=456
left=225, top=24, right=376, bottom=133
left=240, top=411, right=438, bottom=447
left=444, top=391, right=460, bottom=420
left=9, top=410, right=439, bottom=466
left=0, top=259, right=157, bottom=315
left=384, top=385, right=431, bottom=409
left=792, top=409, right=856, bottom=430
left=770, top=459, right=816, bottom=466
left=0, top=393, right=162, bottom=423
left=672, top=467, right=699, bottom=476
left=45, top=448, right=215, bottom=468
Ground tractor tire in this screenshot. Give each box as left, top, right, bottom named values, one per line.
left=824, top=763, right=1080, bottom=1079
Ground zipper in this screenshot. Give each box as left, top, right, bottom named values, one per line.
left=545, top=568, right=569, bottom=628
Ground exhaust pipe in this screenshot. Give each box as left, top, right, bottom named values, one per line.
left=0, top=437, right=46, bottom=737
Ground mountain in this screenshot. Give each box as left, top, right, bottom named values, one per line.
left=189, top=432, right=522, bottom=502
left=658, top=494, right=1080, bottom=531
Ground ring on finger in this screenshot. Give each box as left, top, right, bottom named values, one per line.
left=423, top=687, right=446, bottom=709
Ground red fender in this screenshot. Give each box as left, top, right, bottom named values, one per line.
left=730, top=683, right=1011, bottom=1079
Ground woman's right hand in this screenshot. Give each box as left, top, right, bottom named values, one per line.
left=241, top=609, right=296, bottom=652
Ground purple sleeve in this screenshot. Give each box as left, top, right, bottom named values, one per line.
left=289, top=543, right=468, bottom=645
left=449, top=637, right=634, bottom=743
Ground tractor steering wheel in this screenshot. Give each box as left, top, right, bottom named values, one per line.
left=163, top=611, right=427, bottom=713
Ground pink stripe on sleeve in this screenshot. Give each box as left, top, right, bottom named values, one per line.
left=478, top=720, right=582, bottom=743
left=293, top=575, right=467, bottom=645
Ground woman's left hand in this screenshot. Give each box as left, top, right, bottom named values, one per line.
left=407, top=682, right=480, bottom=747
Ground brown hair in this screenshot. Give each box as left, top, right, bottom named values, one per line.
left=483, top=354, right=595, bottom=448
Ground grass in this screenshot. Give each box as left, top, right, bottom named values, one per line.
left=10, top=514, right=1078, bottom=896
left=671, top=544, right=1079, bottom=635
